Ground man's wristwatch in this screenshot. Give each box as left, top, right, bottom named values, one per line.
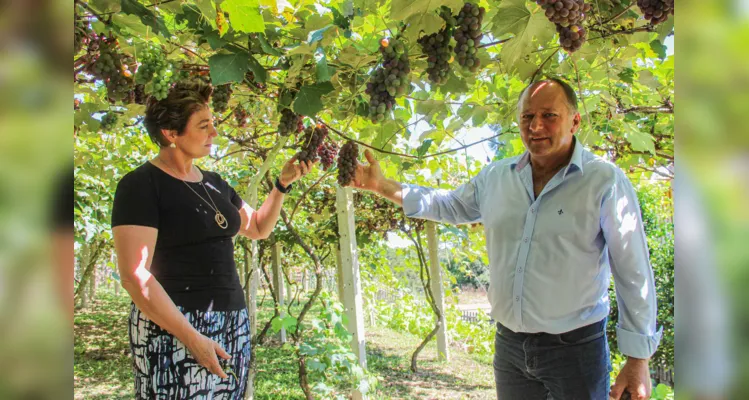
left=275, top=177, right=292, bottom=194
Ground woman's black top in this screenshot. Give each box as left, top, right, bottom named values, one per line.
left=111, top=161, right=246, bottom=311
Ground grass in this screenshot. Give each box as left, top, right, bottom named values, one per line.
left=74, top=289, right=496, bottom=399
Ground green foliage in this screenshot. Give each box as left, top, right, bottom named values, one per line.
left=74, top=1, right=674, bottom=397
left=607, top=181, right=674, bottom=372
left=295, top=292, right=377, bottom=397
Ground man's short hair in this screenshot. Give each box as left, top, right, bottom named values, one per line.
left=518, top=77, right=579, bottom=114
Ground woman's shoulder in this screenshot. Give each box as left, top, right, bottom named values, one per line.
left=198, top=167, right=229, bottom=185
left=117, top=162, right=158, bottom=188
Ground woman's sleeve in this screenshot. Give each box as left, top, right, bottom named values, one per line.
left=227, top=182, right=243, bottom=209
left=111, top=171, right=159, bottom=228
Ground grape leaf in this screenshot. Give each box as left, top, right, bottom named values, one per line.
left=292, top=82, right=335, bottom=116
left=625, top=123, right=655, bottom=154
left=497, top=0, right=555, bottom=73
left=120, top=0, right=171, bottom=38
left=390, top=0, right=461, bottom=22
left=222, top=0, right=265, bottom=33
left=208, top=52, right=250, bottom=85
left=316, top=52, right=334, bottom=82
left=416, top=139, right=433, bottom=157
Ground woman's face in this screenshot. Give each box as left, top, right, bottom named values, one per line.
left=170, top=105, right=217, bottom=158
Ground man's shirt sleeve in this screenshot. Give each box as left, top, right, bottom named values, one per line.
left=601, top=168, right=663, bottom=359
left=401, top=172, right=483, bottom=225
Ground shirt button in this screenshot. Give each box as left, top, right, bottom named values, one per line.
left=530, top=208, right=535, bottom=213
left=518, top=267, right=523, bottom=273
left=515, top=296, right=520, bottom=301
left=523, top=237, right=529, bottom=243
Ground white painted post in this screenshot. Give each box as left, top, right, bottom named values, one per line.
left=336, top=186, right=367, bottom=400
left=271, top=240, right=286, bottom=343
left=245, top=186, right=259, bottom=400
left=302, top=268, right=309, bottom=293
left=426, top=222, right=449, bottom=361
left=335, top=247, right=345, bottom=302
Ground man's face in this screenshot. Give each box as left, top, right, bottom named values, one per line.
left=517, top=82, right=581, bottom=160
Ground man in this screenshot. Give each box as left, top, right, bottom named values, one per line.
left=350, top=78, right=662, bottom=400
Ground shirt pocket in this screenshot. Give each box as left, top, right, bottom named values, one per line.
left=535, top=201, right=598, bottom=242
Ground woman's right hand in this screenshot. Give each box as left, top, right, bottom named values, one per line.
left=184, top=331, right=231, bottom=379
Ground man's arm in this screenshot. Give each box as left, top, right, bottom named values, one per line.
left=351, top=149, right=482, bottom=224
left=601, top=169, right=662, bottom=400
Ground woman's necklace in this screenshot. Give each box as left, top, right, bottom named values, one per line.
left=159, top=158, right=228, bottom=229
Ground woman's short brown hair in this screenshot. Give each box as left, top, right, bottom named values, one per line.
left=143, top=80, right=213, bottom=147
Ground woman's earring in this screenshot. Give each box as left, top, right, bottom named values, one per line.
left=169, top=143, right=176, bottom=148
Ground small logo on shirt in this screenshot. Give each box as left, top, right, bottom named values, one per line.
left=205, top=182, right=222, bottom=194
left=558, top=209, right=564, bottom=215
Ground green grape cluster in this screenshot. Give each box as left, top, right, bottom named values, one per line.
left=278, top=109, right=304, bottom=136
left=234, top=106, right=249, bottom=127
left=87, top=35, right=134, bottom=102
left=418, top=30, right=453, bottom=85
left=337, top=141, right=358, bottom=186
left=453, top=2, right=485, bottom=72
left=212, top=84, right=233, bottom=114
left=556, top=24, right=587, bottom=52
left=296, top=125, right=328, bottom=163
left=637, top=0, right=673, bottom=25
left=365, top=38, right=410, bottom=123
left=135, top=45, right=173, bottom=100
left=536, top=0, right=590, bottom=27
left=317, top=141, right=339, bottom=171
left=100, top=112, right=118, bottom=131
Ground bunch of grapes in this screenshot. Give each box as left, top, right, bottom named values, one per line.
left=212, top=84, right=233, bottom=114
left=135, top=44, right=173, bottom=100
left=296, top=125, right=328, bottom=163
left=234, top=106, right=249, bottom=127
left=133, top=84, right=147, bottom=105
left=100, top=112, right=118, bottom=131
left=278, top=108, right=304, bottom=136
left=365, top=38, right=411, bottom=123
left=87, top=35, right=135, bottom=102
left=556, top=24, right=587, bottom=52
left=337, top=141, right=358, bottom=186
left=536, top=0, right=590, bottom=27
left=418, top=30, right=453, bottom=85
left=535, top=0, right=592, bottom=52
left=317, top=141, right=339, bottom=170
left=453, top=2, right=486, bottom=72
left=636, top=0, right=673, bottom=25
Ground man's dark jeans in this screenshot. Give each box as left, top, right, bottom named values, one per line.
left=493, top=319, right=611, bottom=399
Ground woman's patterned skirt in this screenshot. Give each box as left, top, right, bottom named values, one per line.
left=128, top=303, right=251, bottom=399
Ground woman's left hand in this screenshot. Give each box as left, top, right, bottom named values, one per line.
left=279, top=156, right=316, bottom=188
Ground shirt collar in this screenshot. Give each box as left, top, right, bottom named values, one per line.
left=512, top=136, right=584, bottom=176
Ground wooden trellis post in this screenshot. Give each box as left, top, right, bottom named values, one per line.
left=426, top=222, right=449, bottom=361
left=336, top=186, right=367, bottom=400
left=271, top=240, right=286, bottom=343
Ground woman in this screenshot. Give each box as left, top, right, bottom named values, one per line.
left=111, top=80, right=313, bottom=399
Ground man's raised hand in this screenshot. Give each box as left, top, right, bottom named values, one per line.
left=352, top=149, right=383, bottom=192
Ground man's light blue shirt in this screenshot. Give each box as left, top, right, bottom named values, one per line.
left=401, top=138, right=662, bottom=359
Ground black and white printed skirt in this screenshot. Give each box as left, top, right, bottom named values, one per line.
left=128, top=303, right=251, bottom=399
